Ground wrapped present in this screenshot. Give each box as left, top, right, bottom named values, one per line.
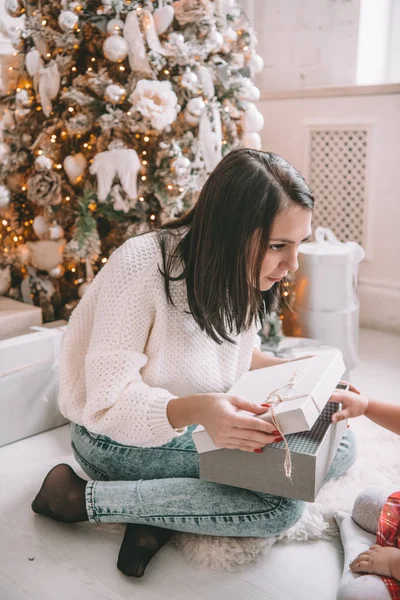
left=192, top=349, right=346, bottom=455
left=196, top=402, right=347, bottom=502
left=0, top=322, right=68, bottom=447
left=0, top=297, right=42, bottom=341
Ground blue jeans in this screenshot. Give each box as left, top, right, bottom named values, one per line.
left=71, top=423, right=357, bottom=538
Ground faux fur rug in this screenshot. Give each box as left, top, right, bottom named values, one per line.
left=170, top=418, right=400, bottom=570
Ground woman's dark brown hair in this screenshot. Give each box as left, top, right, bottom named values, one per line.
left=157, top=148, right=314, bottom=344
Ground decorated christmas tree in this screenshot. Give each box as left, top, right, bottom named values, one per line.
left=0, top=0, right=265, bottom=321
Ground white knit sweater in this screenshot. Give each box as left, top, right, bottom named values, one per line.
left=58, top=230, right=259, bottom=447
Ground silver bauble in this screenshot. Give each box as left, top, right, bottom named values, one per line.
left=103, top=35, right=128, bottom=62
left=15, top=88, right=33, bottom=108
left=171, top=156, right=191, bottom=176
left=58, top=10, right=79, bottom=32
left=106, top=18, right=125, bottom=34
left=5, top=0, right=25, bottom=18
left=105, top=83, right=126, bottom=104
left=49, top=224, right=64, bottom=240
left=0, top=184, right=11, bottom=208
left=48, top=264, right=66, bottom=278
left=181, top=69, right=198, bottom=88
left=184, top=97, right=205, bottom=126
left=35, top=155, right=53, bottom=171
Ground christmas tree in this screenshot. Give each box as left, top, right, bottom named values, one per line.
left=0, top=0, right=264, bottom=321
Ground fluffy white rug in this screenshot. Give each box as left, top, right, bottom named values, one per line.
left=171, top=418, right=400, bottom=570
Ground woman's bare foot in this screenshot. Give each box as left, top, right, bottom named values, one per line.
left=32, top=464, right=88, bottom=523
left=117, top=524, right=173, bottom=578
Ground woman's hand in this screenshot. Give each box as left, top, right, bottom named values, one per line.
left=197, top=393, right=281, bottom=452
left=350, top=545, right=400, bottom=580
left=329, top=382, right=369, bottom=423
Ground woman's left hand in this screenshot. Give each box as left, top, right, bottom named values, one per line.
left=350, top=545, right=400, bottom=578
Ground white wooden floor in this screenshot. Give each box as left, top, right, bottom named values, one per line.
left=1, top=328, right=399, bottom=600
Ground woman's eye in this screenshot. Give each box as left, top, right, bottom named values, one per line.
left=269, top=244, right=286, bottom=251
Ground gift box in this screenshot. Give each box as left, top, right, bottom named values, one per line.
left=0, top=297, right=43, bottom=341
left=192, top=349, right=346, bottom=454
left=196, top=402, right=347, bottom=502
left=0, top=322, right=68, bottom=447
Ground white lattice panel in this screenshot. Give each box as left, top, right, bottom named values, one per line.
left=308, top=128, right=368, bottom=244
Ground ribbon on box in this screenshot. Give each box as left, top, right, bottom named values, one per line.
left=264, top=362, right=321, bottom=480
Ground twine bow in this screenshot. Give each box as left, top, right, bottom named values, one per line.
left=264, top=363, right=318, bottom=480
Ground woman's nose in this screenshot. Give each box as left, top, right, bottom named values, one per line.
left=280, top=249, right=299, bottom=273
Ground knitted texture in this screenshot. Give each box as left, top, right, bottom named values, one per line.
left=58, top=230, right=258, bottom=447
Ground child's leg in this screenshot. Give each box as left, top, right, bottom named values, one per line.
left=335, top=486, right=395, bottom=600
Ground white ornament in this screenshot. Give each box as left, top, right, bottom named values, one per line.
left=106, top=18, right=125, bottom=35
left=171, top=156, right=191, bottom=177
left=5, top=0, right=25, bottom=18
left=0, top=265, right=11, bottom=296
left=181, top=68, right=198, bottom=88
left=78, top=281, right=91, bottom=298
left=208, top=29, right=224, bottom=52
left=224, top=27, right=237, bottom=43
left=49, top=223, right=64, bottom=240
left=63, top=152, right=87, bottom=184
left=90, top=148, right=141, bottom=202
left=238, top=80, right=260, bottom=102
left=240, top=103, right=264, bottom=133
left=129, top=80, right=178, bottom=131
left=199, top=105, right=222, bottom=171
left=38, top=62, right=60, bottom=117
left=105, top=83, right=126, bottom=103
left=168, top=32, right=184, bottom=45
left=0, top=184, right=11, bottom=208
left=123, top=10, right=152, bottom=75
left=184, top=97, right=205, bottom=126
left=25, top=48, right=42, bottom=75
left=197, top=65, right=215, bottom=99
left=0, top=142, right=11, bottom=160
left=35, top=154, right=53, bottom=170
left=58, top=10, right=79, bottom=31
left=27, top=239, right=65, bottom=271
left=153, top=3, right=175, bottom=34
left=247, top=53, right=264, bottom=75
left=33, top=216, right=49, bottom=239
left=103, top=34, right=128, bottom=62
left=15, top=88, right=33, bottom=107
left=48, top=264, right=65, bottom=278
left=242, top=132, right=262, bottom=150
left=16, top=243, right=31, bottom=264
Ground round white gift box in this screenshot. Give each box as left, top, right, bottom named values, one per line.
left=295, top=240, right=362, bottom=312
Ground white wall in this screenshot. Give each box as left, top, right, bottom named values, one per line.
left=241, top=0, right=362, bottom=91
left=257, top=90, right=400, bottom=334
left=241, top=0, right=400, bottom=91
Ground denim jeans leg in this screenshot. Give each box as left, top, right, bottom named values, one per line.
left=70, top=422, right=356, bottom=537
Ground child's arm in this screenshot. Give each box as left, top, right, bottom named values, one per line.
left=329, top=390, right=400, bottom=435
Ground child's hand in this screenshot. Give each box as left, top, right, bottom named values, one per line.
left=329, top=385, right=369, bottom=422
left=350, top=545, right=400, bottom=579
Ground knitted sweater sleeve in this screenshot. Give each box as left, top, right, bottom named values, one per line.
left=81, top=239, right=184, bottom=447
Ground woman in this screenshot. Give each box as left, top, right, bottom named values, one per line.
left=32, top=149, right=357, bottom=577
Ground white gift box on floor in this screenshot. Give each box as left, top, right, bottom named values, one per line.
left=192, top=350, right=345, bottom=453
left=0, top=297, right=42, bottom=341
left=0, top=323, right=68, bottom=447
